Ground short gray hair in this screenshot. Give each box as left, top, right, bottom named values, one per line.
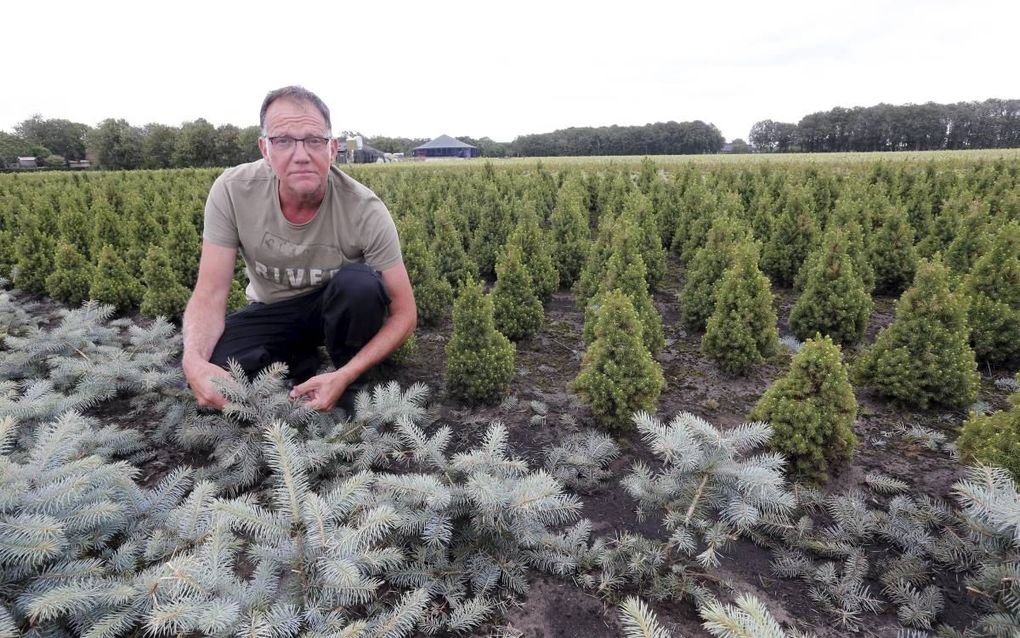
left=259, top=86, right=332, bottom=136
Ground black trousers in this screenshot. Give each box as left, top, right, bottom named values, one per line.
left=210, top=264, right=390, bottom=383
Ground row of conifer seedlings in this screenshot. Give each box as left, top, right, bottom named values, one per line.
left=0, top=287, right=1017, bottom=637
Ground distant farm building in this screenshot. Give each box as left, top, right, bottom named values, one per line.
left=413, top=135, right=480, bottom=160
left=337, top=136, right=387, bottom=164
left=16, top=157, right=38, bottom=168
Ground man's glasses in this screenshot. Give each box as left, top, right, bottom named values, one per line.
left=265, top=136, right=331, bottom=152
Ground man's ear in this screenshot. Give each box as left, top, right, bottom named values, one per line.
left=258, top=136, right=270, bottom=162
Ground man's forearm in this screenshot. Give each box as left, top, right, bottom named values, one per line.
left=334, top=309, right=415, bottom=383
left=182, top=294, right=226, bottom=365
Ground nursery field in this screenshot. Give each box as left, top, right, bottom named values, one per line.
left=0, top=152, right=1018, bottom=637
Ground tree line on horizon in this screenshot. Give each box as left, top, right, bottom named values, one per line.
left=750, top=98, right=1020, bottom=153
left=2, top=97, right=1018, bottom=169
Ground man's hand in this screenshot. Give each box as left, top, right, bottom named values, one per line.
left=290, top=369, right=352, bottom=412
left=183, top=357, right=232, bottom=409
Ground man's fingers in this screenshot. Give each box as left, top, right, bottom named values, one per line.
left=290, top=381, right=313, bottom=398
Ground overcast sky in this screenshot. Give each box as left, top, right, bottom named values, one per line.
left=4, top=0, right=1018, bottom=143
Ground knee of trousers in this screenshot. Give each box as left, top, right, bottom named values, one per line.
left=323, top=263, right=390, bottom=308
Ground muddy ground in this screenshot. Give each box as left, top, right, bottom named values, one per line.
left=374, top=257, right=1014, bottom=637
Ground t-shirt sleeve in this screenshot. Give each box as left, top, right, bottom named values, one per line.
left=361, top=198, right=403, bottom=271
left=203, top=175, right=240, bottom=249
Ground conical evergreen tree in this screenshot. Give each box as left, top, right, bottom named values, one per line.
left=944, top=199, right=992, bottom=276
left=89, top=244, right=143, bottom=311
left=506, top=200, right=558, bottom=301
left=789, top=228, right=873, bottom=346
left=621, top=190, right=666, bottom=289
left=670, top=174, right=712, bottom=260
left=165, top=212, right=201, bottom=288
left=431, top=205, right=477, bottom=289
left=45, top=241, right=94, bottom=306
left=869, top=202, right=918, bottom=295
left=649, top=176, right=679, bottom=249
left=12, top=213, right=55, bottom=294
left=549, top=177, right=591, bottom=288
left=445, top=278, right=516, bottom=403
left=680, top=214, right=752, bottom=331
left=401, top=218, right=453, bottom=326
left=140, top=244, right=192, bottom=318
left=916, top=189, right=966, bottom=259
left=572, top=289, right=664, bottom=429
left=573, top=210, right=618, bottom=308
left=957, top=373, right=1020, bottom=479
left=854, top=259, right=979, bottom=409
left=760, top=183, right=818, bottom=288
left=56, top=201, right=93, bottom=259
left=90, top=193, right=129, bottom=257
left=597, top=171, right=632, bottom=221
left=750, top=334, right=858, bottom=483
left=702, top=242, right=779, bottom=375
left=469, top=181, right=512, bottom=277
left=583, top=218, right=664, bottom=355
left=127, top=205, right=164, bottom=278
left=821, top=193, right=875, bottom=292
left=961, top=221, right=1020, bottom=364
left=491, top=243, right=543, bottom=341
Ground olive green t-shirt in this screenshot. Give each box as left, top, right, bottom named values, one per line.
left=203, top=160, right=402, bottom=304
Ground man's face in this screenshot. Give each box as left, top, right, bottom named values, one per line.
left=258, top=98, right=337, bottom=202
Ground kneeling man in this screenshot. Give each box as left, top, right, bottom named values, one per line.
left=182, top=86, right=416, bottom=411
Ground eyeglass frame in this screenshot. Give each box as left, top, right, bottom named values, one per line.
left=263, top=135, right=334, bottom=152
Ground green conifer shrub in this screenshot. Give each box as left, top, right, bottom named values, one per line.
left=670, top=174, right=712, bottom=260
left=821, top=193, right=876, bottom=292
left=750, top=335, right=858, bottom=483
left=573, top=211, right=617, bottom=308
left=680, top=214, right=752, bottom=331
left=854, top=259, right=979, bottom=409
left=957, top=373, right=1020, bottom=479
left=431, top=205, right=477, bottom=289
left=164, top=212, right=201, bottom=288
left=89, top=244, right=143, bottom=312
left=622, top=190, right=666, bottom=289
left=548, top=177, right=591, bottom=288
left=12, top=213, right=55, bottom=295
left=45, top=241, right=93, bottom=306
left=944, top=199, right=992, bottom=276
left=582, top=217, right=664, bottom=355
left=789, top=229, right=873, bottom=345
left=470, top=182, right=512, bottom=277
left=140, top=245, right=192, bottom=319
left=491, top=243, right=544, bottom=341
left=960, top=221, right=1020, bottom=364
left=760, top=183, right=818, bottom=287
left=507, top=200, right=558, bottom=301
left=869, top=202, right=918, bottom=295
left=55, top=201, right=92, bottom=259
left=445, top=278, right=516, bottom=403
left=702, top=243, right=779, bottom=375
left=89, top=193, right=129, bottom=258
left=401, top=219, right=454, bottom=326
left=572, top=289, right=664, bottom=429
